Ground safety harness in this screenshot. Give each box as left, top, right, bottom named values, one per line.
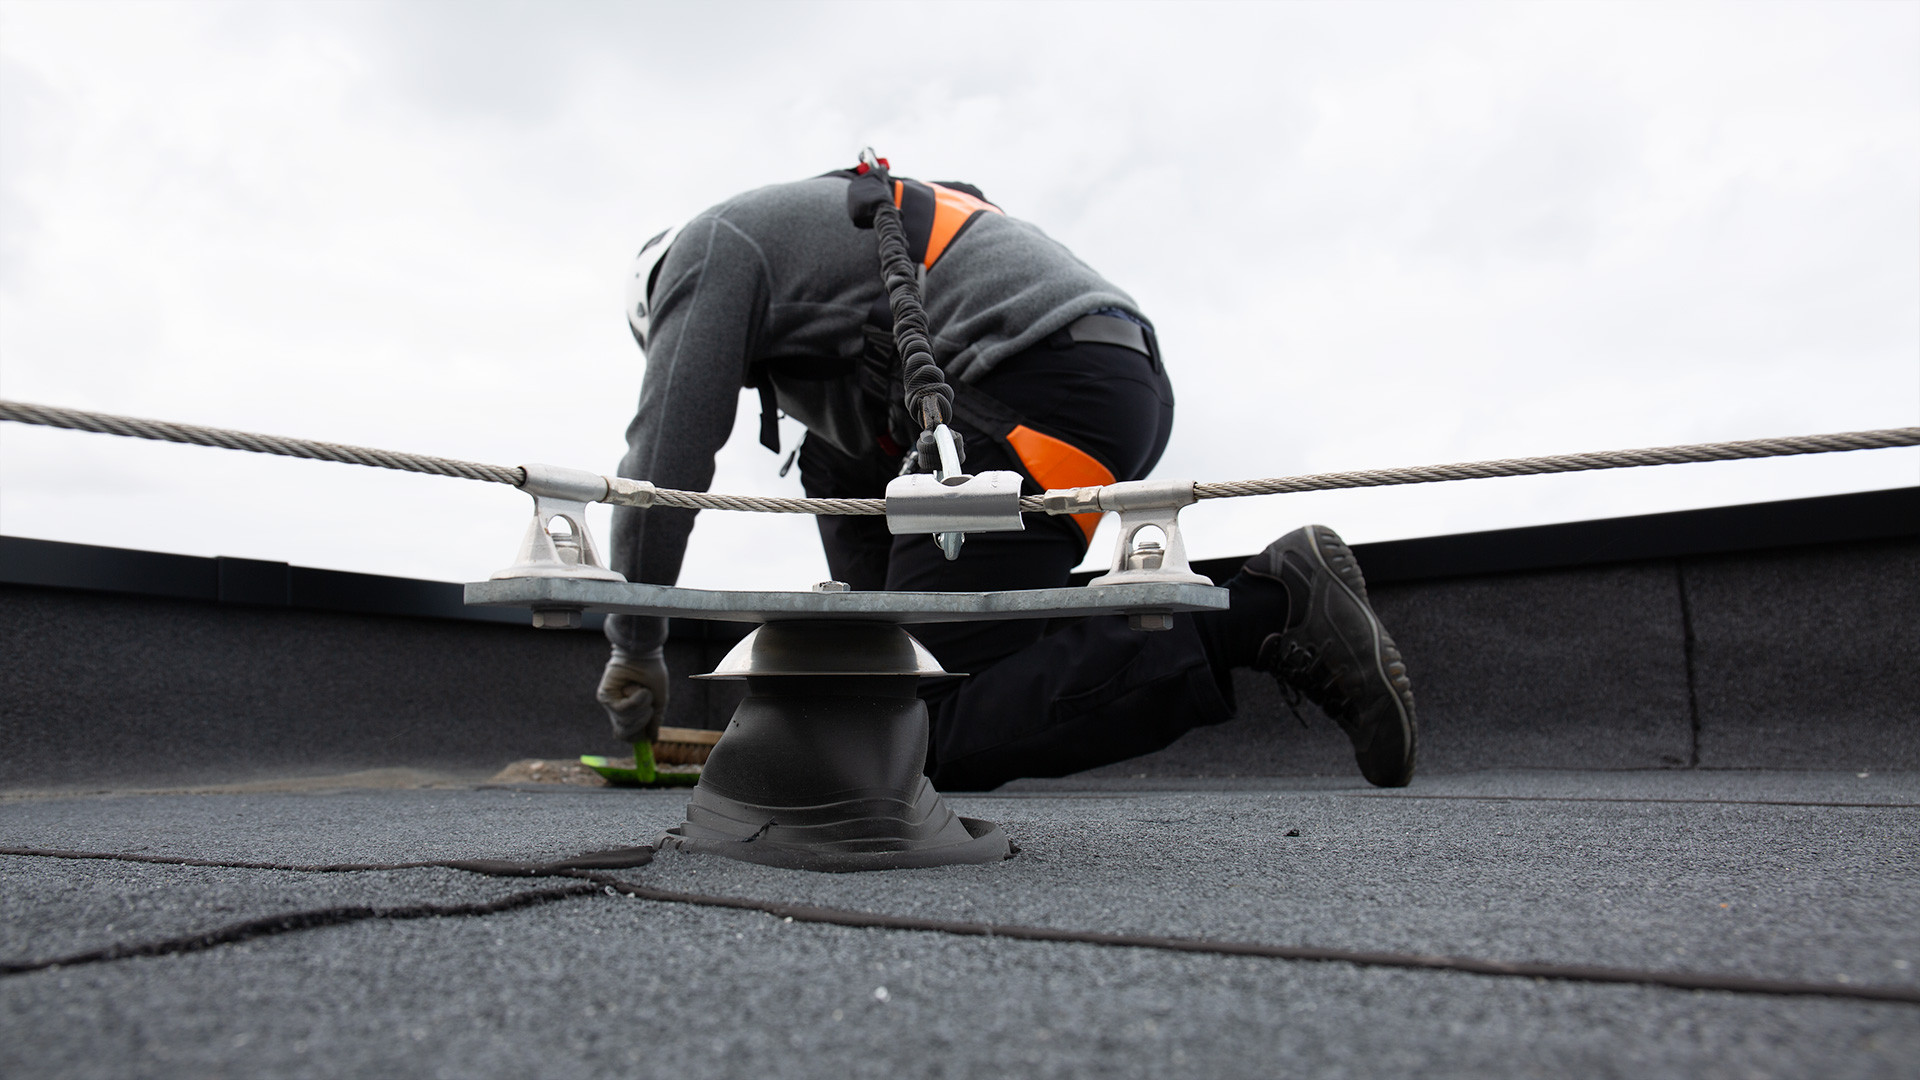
left=746, top=150, right=1148, bottom=550
left=748, top=160, right=1005, bottom=460
left=843, top=151, right=1157, bottom=548
left=865, top=173, right=1003, bottom=272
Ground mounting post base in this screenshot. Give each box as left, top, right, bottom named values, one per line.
left=658, top=621, right=1012, bottom=871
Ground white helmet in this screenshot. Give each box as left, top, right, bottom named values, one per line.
left=624, top=222, right=683, bottom=351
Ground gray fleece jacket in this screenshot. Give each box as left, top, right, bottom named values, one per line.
left=606, top=174, right=1139, bottom=654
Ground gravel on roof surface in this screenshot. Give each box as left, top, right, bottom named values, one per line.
left=3, top=770, right=1916, bottom=1079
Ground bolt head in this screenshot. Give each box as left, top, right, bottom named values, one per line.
left=531, top=607, right=583, bottom=630
left=813, top=581, right=851, bottom=593
left=1128, top=612, right=1175, bottom=632
left=1127, top=539, right=1166, bottom=572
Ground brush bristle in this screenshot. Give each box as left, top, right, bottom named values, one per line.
left=655, top=726, right=723, bottom=766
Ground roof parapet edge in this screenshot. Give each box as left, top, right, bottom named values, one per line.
left=4, top=486, right=1913, bottom=624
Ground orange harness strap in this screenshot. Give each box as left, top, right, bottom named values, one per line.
left=890, top=180, right=1002, bottom=271
left=1004, top=425, right=1114, bottom=545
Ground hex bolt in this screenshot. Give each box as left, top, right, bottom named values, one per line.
left=531, top=607, right=583, bottom=630
left=814, top=581, right=851, bottom=593
left=1128, top=539, right=1166, bottom=572
left=548, top=527, right=584, bottom=567
left=1128, top=612, right=1174, bottom=632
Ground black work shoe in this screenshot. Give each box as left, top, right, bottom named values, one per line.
left=1244, top=525, right=1416, bottom=787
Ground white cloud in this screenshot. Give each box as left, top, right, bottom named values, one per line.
left=1, top=0, right=1914, bottom=589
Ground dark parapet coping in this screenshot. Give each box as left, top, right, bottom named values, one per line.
left=5, top=485, right=1914, bottom=632
left=0, top=536, right=555, bottom=626
left=1094, top=485, right=1920, bottom=587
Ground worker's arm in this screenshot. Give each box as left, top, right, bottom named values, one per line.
left=600, top=216, right=768, bottom=737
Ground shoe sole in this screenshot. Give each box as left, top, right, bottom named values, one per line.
left=1302, top=525, right=1417, bottom=787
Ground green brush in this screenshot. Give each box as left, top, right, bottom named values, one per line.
left=580, top=740, right=700, bottom=787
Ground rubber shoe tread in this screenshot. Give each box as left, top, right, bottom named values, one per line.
left=1247, top=525, right=1417, bottom=787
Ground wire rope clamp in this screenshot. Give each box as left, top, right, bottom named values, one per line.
left=1066, top=479, right=1213, bottom=598
left=492, top=463, right=627, bottom=626
left=884, top=470, right=1025, bottom=540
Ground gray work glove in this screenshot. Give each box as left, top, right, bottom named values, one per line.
left=596, top=646, right=669, bottom=743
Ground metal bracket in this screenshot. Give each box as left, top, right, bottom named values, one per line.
left=491, top=464, right=626, bottom=626
left=1047, top=479, right=1212, bottom=591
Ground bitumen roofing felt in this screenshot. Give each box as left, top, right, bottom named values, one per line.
left=4, top=769, right=1916, bottom=1079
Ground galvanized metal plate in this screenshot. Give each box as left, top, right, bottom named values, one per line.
left=464, top=576, right=1228, bottom=624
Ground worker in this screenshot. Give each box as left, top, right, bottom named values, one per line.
left=597, top=157, right=1417, bottom=789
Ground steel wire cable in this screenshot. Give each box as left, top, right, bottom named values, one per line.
left=1191, top=428, right=1920, bottom=499
left=646, top=488, right=886, bottom=516
left=3, top=399, right=1915, bottom=516
left=0, top=399, right=525, bottom=486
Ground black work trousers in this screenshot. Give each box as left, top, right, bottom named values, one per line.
left=798, top=333, right=1232, bottom=791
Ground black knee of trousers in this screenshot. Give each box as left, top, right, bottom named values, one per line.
left=923, top=614, right=1234, bottom=791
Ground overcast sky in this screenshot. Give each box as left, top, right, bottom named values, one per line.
left=2, top=0, right=1915, bottom=590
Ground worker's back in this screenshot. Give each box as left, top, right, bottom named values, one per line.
left=648, top=175, right=1143, bottom=457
